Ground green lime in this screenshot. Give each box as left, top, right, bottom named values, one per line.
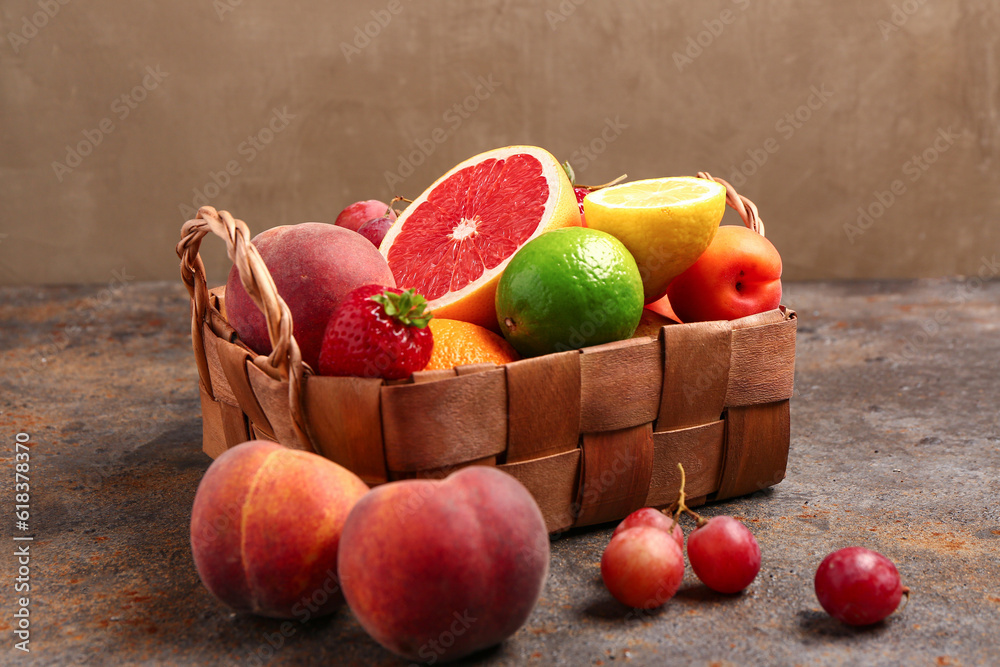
left=495, top=227, right=644, bottom=357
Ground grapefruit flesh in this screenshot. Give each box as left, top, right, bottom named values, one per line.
left=380, top=146, right=580, bottom=330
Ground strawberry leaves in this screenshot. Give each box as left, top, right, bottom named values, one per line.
left=370, top=288, right=433, bottom=329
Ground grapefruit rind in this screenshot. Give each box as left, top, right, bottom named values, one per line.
left=380, top=145, right=580, bottom=330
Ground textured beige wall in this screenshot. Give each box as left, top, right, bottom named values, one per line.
left=1, top=0, right=998, bottom=286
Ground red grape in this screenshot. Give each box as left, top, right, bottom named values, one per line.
left=686, top=516, right=760, bottom=594
left=601, top=526, right=685, bottom=609
left=575, top=187, right=588, bottom=225
left=335, top=199, right=395, bottom=232
left=814, top=547, right=906, bottom=625
left=357, top=215, right=395, bottom=248
left=612, top=507, right=684, bottom=550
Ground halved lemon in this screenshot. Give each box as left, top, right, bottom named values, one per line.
left=584, top=177, right=726, bottom=303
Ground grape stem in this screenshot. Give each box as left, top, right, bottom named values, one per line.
left=578, top=174, right=628, bottom=191
left=663, top=463, right=708, bottom=527
left=387, top=196, right=413, bottom=217
left=896, top=586, right=912, bottom=614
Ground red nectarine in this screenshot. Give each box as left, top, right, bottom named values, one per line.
left=666, top=225, right=782, bottom=323
left=190, top=441, right=369, bottom=619
left=337, top=466, right=549, bottom=663
left=225, top=223, right=395, bottom=369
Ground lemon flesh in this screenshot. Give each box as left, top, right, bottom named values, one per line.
left=584, top=177, right=726, bottom=303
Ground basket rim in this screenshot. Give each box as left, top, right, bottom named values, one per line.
left=177, top=172, right=778, bottom=454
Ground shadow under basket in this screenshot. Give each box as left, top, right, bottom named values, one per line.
left=177, top=183, right=796, bottom=534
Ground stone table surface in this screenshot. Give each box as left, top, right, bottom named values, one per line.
left=1, top=279, right=999, bottom=666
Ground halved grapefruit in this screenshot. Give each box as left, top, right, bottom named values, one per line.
left=379, top=146, right=581, bottom=330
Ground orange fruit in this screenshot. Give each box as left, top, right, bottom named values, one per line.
left=632, top=308, right=677, bottom=338
left=380, top=146, right=581, bottom=331
left=424, top=319, right=520, bottom=370
left=645, top=293, right=682, bottom=323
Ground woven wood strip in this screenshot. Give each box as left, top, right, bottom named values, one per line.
left=219, top=401, right=250, bottom=449
left=246, top=362, right=312, bottom=451
left=399, top=364, right=521, bottom=472
left=505, top=350, right=582, bottom=464
left=198, top=386, right=229, bottom=459
left=206, top=299, right=237, bottom=344
left=304, top=376, right=388, bottom=485
left=646, top=421, right=725, bottom=507
left=381, top=369, right=507, bottom=472
left=726, top=317, right=797, bottom=407
left=579, top=338, right=662, bottom=433
left=715, top=400, right=790, bottom=500
left=215, top=336, right=274, bottom=436
left=498, top=449, right=582, bottom=533
left=450, top=363, right=503, bottom=465
left=209, top=285, right=228, bottom=319
left=685, top=495, right=709, bottom=510
left=576, top=423, right=655, bottom=527
left=250, top=422, right=276, bottom=442
left=656, top=320, right=732, bottom=431
left=411, top=369, right=457, bottom=383
left=455, top=363, right=500, bottom=376
left=182, top=264, right=213, bottom=397
left=390, top=455, right=497, bottom=481
left=179, top=203, right=794, bottom=525
left=728, top=309, right=779, bottom=330
left=202, top=322, right=239, bottom=407
left=697, top=172, right=765, bottom=237
left=177, top=207, right=311, bottom=448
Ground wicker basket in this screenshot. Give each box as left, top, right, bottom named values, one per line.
left=176, top=174, right=796, bottom=534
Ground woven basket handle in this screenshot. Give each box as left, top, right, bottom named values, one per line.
left=696, top=172, right=765, bottom=237
left=176, top=206, right=312, bottom=448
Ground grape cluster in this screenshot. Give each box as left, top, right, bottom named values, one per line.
left=600, top=464, right=909, bottom=626
left=601, top=464, right=761, bottom=609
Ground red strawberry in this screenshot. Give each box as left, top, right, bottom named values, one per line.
left=574, top=186, right=588, bottom=226
left=318, top=285, right=433, bottom=380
